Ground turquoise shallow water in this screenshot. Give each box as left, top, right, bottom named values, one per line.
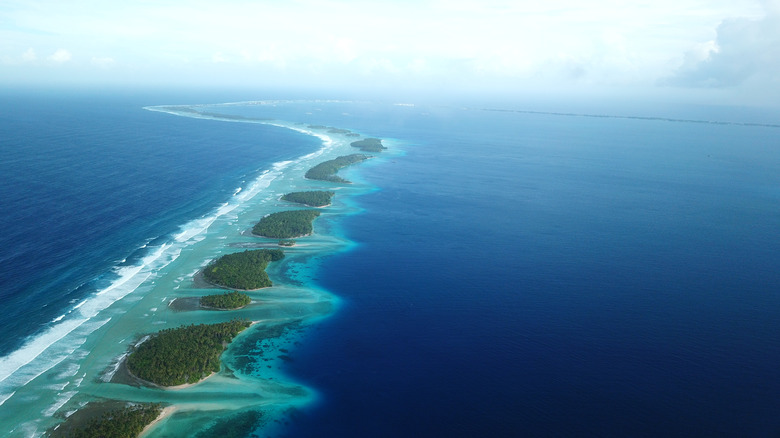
left=2, top=96, right=780, bottom=437
left=0, top=101, right=397, bottom=437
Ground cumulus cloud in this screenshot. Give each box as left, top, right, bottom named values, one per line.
left=47, top=49, right=72, bottom=63
left=1, top=48, right=39, bottom=65
left=761, top=0, right=780, bottom=14
left=1, top=0, right=771, bottom=98
left=91, top=56, right=114, bottom=68
left=332, top=37, right=357, bottom=63
left=22, top=48, right=37, bottom=62
left=663, top=5, right=780, bottom=87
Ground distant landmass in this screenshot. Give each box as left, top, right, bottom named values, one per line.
left=350, top=138, right=386, bottom=152
left=203, top=249, right=285, bottom=290
left=305, top=154, right=371, bottom=183
left=252, top=210, right=321, bottom=238
left=281, top=191, right=335, bottom=207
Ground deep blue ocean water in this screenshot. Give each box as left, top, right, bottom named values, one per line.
left=268, top=104, right=780, bottom=437
left=1, top=93, right=779, bottom=437
left=0, top=91, right=321, bottom=355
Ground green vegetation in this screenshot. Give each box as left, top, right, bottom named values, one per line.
left=307, top=124, right=327, bottom=129
left=203, top=249, right=284, bottom=290
left=278, top=239, right=296, bottom=247
left=65, top=403, right=162, bottom=438
left=168, top=107, right=271, bottom=122
left=305, top=154, right=370, bottom=183
left=197, top=111, right=265, bottom=121
left=252, top=210, right=321, bottom=238
left=281, top=190, right=334, bottom=207
left=200, top=291, right=251, bottom=310
left=127, top=320, right=251, bottom=386
left=350, top=137, right=386, bottom=152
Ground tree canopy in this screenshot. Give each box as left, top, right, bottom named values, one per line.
left=304, top=154, right=370, bottom=183
left=203, top=249, right=284, bottom=290
left=350, top=137, right=386, bottom=152
left=200, top=291, right=251, bottom=309
left=281, top=190, right=334, bottom=207
left=65, top=403, right=162, bottom=438
left=252, top=210, right=321, bottom=238
left=126, top=320, right=251, bottom=387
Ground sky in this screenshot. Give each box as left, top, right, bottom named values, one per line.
left=1, top=0, right=779, bottom=105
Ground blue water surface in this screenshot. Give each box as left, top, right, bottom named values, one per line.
left=1, top=94, right=779, bottom=437
left=0, top=90, right=321, bottom=355
left=277, top=104, right=780, bottom=437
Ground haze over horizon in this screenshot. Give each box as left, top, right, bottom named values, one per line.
left=2, top=0, right=780, bottom=106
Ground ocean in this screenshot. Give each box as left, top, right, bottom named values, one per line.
left=0, top=92, right=778, bottom=437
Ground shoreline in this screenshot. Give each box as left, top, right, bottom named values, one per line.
left=15, top=102, right=385, bottom=437
left=168, top=296, right=250, bottom=312
left=139, top=406, right=178, bottom=437
left=193, top=269, right=273, bottom=292
left=289, top=202, right=331, bottom=208
left=278, top=194, right=333, bottom=209
left=159, top=372, right=217, bottom=391
left=112, top=319, right=262, bottom=390
left=251, top=231, right=313, bottom=239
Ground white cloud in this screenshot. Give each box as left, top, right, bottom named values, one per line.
left=761, top=0, right=780, bottom=14
left=332, top=37, right=357, bottom=63
left=22, top=48, right=37, bottom=61
left=47, top=49, right=71, bottom=63
left=663, top=2, right=780, bottom=88
left=1, top=0, right=775, bottom=102
left=0, top=48, right=39, bottom=65
left=91, top=56, right=114, bottom=68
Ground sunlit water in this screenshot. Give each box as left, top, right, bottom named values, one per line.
left=1, top=96, right=779, bottom=437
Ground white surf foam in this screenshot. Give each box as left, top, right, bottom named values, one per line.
left=43, top=382, right=68, bottom=391
left=101, top=352, right=129, bottom=383
left=42, top=390, right=77, bottom=417
left=10, top=421, right=39, bottom=438
left=0, top=317, right=88, bottom=387
left=0, top=241, right=178, bottom=404
left=0, top=102, right=340, bottom=407
left=274, top=160, right=293, bottom=170
left=0, top=336, right=80, bottom=407
left=0, top=391, right=15, bottom=408
left=53, top=362, right=80, bottom=380
left=72, top=373, right=85, bottom=388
